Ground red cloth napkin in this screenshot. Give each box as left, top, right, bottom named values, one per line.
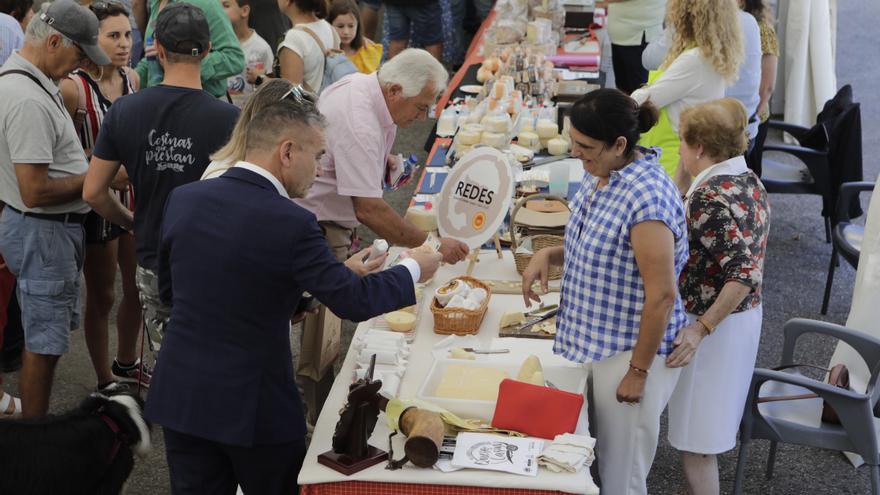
left=491, top=379, right=584, bottom=439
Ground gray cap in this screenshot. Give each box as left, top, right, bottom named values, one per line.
left=39, top=0, right=111, bottom=66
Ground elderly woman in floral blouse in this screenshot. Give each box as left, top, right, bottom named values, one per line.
left=665, top=97, right=771, bottom=494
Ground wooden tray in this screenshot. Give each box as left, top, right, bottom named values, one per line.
left=499, top=315, right=558, bottom=339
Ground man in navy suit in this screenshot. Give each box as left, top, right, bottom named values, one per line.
left=145, top=82, right=441, bottom=494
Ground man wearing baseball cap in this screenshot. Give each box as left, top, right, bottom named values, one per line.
left=135, top=0, right=244, bottom=98
left=85, top=3, right=239, bottom=358
left=0, top=0, right=110, bottom=418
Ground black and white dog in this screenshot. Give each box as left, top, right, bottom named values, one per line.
left=0, top=391, right=151, bottom=495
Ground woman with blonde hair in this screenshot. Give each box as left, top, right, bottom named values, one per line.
left=632, top=0, right=743, bottom=190
left=665, top=98, right=770, bottom=494
left=202, top=79, right=310, bottom=179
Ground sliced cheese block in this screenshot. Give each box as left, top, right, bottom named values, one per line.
left=449, top=347, right=476, bottom=360
left=435, top=364, right=509, bottom=401
left=500, top=311, right=526, bottom=328
left=386, top=311, right=416, bottom=332
left=517, top=355, right=543, bottom=382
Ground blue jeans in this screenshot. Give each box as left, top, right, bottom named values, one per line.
left=385, top=2, right=443, bottom=46
left=0, top=209, right=84, bottom=355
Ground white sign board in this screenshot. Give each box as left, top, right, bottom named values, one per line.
left=437, top=147, right=514, bottom=249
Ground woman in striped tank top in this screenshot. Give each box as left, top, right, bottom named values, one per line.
left=60, top=1, right=151, bottom=393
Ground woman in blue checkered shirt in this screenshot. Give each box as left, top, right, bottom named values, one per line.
left=522, top=89, right=689, bottom=495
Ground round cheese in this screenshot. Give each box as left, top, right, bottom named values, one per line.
left=405, top=206, right=438, bottom=232
left=458, top=129, right=481, bottom=145
left=548, top=137, right=570, bottom=156
left=386, top=311, right=416, bottom=332
left=486, top=116, right=509, bottom=133
left=536, top=118, right=558, bottom=139
left=481, top=131, right=508, bottom=149
left=517, top=131, right=540, bottom=150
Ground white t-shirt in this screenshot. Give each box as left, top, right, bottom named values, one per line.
left=278, top=20, right=339, bottom=93
left=631, top=47, right=726, bottom=133
left=607, top=0, right=666, bottom=46
left=227, top=30, right=275, bottom=95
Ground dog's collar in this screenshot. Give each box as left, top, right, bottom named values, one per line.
left=97, top=411, right=125, bottom=464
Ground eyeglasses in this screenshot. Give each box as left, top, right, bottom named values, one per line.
left=279, top=84, right=317, bottom=106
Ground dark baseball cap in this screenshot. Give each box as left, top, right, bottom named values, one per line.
left=155, top=3, right=210, bottom=57
left=39, top=0, right=111, bottom=65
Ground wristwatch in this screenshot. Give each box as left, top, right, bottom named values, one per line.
left=254, top=75, right=265, bottom=87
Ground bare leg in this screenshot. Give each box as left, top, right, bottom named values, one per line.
left=424, top=43, right=443, bottom=63
left=115, top=233, right=142, bottom=364
left=83, top=240, right=119, bottom=385
left=360, top=3, right=380, bottom=41
left=387, top=39, right=408, bottom=60
left=20, top=351, right=59, bottom=418
left=681, top=451, right=720, bottom=495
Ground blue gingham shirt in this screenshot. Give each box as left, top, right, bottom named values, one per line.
left=554, top=147, right=688, bottom=363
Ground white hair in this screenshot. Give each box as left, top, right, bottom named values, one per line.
left=25, top=3, right=73, bottom=46
left=378, top=48, right=449, bottom=98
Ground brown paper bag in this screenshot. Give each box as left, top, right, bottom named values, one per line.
left=296, top=305, right=342, bottom=381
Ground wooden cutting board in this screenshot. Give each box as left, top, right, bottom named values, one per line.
left=499, top=315, right=557, bottom=339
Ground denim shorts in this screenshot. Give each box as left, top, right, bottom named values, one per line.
left=385, top=2, right=443, bottom=46
left=0, top=209, right=84, bottom=356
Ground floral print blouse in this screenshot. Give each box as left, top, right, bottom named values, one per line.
left=679, top=171, right=771, bottom=315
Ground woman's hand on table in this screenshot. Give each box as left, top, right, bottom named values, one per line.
left=616, top=368, right=647, bottom=404
left=665, top=322, right=709, bottom=368
left=522, top=248, right=552, bottom=307
left=344, top=247, right=388, bottom=276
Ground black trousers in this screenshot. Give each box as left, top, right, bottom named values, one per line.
left=611, top=33, right=650, bottom=95
left=164, top=428, right=306, bottom=495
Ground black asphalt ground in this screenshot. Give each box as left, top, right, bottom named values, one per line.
left=2, top=1, right=877, bottom=493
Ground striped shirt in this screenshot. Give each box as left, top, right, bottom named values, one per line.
left=554, top=147, right=689, bottom=363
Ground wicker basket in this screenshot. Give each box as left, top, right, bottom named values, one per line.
left=510, top=193, right=569, bottom=280
left=430, top=276, right=492, bottom=335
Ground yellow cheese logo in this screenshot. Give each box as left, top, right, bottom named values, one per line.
left=472, top=212, right=486, bottom=231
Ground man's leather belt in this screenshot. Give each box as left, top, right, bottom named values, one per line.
left=6, top=205, right=88, bottom=224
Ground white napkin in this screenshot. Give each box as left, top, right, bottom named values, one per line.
left=538, top=433, right=596, bottom=473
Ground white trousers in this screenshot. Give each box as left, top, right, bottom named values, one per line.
left=591, top=350, right=681, bottom=495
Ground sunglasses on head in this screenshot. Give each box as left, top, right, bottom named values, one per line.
left=279, top=84, right=317, bottom=105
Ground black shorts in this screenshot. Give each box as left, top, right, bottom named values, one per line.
left=84, top=211, right=126, bottom=245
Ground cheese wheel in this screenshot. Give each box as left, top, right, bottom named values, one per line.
left=480, top=131, right=508, bottom=149
left=405, top=206, right=438, bottom=232
left=536, top=118, right=558, bottom=139
left=386, top=311, right=416, bottom=332
left=463, top=123, right=484, bottom=134
left=517, top=131, right=540, bottom=150
left=458, top=129, right=481, bottom=145
left=548, top=137, right=570, bottom=156
left=486, top=116, right=509, bottom=133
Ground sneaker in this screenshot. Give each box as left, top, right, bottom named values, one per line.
left=96, top=381, right=130, bottom=394
left=111, top=359, right=152, bottom=389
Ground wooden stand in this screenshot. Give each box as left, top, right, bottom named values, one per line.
left=317, top=447, right=388, bottom=476
left=465, top=234, right=503, bottom=276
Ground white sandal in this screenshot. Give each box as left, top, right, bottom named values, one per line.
left=0, top=391, right=21, bottom=418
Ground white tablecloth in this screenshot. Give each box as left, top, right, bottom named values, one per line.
left=297, top=250, right=599, bottom=494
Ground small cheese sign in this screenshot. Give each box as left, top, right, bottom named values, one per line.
left=437, top=147, right=514, bottom=249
